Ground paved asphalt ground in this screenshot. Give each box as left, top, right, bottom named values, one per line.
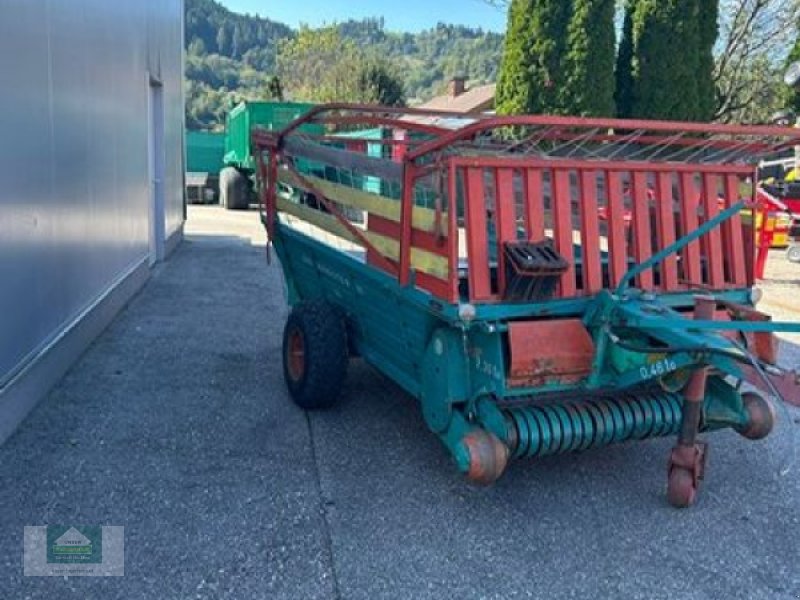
left=2, top=206, right=800, bottom=599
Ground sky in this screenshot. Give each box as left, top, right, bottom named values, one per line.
left=216, top=0, right=508, bottom=33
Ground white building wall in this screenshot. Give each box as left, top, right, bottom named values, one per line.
left=0, top=0, right=185, bottom=440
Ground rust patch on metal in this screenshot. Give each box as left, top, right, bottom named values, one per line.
left=507, top=319, right=595, bottom=388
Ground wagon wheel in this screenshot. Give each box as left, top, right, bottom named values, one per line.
left=220, top=167, right=249, bottom=210
left=282, top=300, right=348, bottom=410
left=735, top=392, right=775, bottom=441
left=667, top=467, right=697, bottom=508
left=787, top=245, right=800, bottom=264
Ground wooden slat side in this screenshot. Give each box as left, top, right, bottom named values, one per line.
left=277, top=169, right=446, bottom=233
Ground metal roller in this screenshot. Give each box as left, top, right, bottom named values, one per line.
left=505, top=392, right=683, bottom=459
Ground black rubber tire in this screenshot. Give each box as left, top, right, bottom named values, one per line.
left=282, top=301, right=348, bottom=410
left=220, top=167, right=249, bottom=210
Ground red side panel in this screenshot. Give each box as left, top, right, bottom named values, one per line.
left=552, top=169, right=576, bottom=296
left=701, top=173, right=725, bottom=288
left=525, top=169, right=545, bottom=241
left=655, top=172, right=679, bottom=290
left=631, top=171, right=654, bottom=290
left=465, top=167, right=492, bottom=301
left=579, top=170, right=603, bottom=293
left=723, top=175, right=747, bottom=286
left=507, top=320, right=595, bottom=388
left=605, top=171, right=629, bottom=288
left=494, top=168, right=517, bottom=294
left=679, top=172, right=703, bottom=284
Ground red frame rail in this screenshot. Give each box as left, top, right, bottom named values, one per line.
left=253, top=104, right=800, bottom=305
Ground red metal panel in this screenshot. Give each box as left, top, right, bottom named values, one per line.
left=605, top=171, right=628, bottom=288
left=631, top=171, right=654, bottom=290
left=678, top=172, right=703, bottom=284
left=552, top=169, right=576, bottom=297
left=723, top=175, right=747, bottom=286
left=494, top=168, right=517, bottom=295
left=465, top=167, right=492, bottom=301
left=742, top=178, right=757, bottom=286
left=409, top=113, right=800, bottom=163
left=655, top=172, right=679, bottom=290
left=578, top=170, right=603, bottom=293
left=525, top=169, right=545, bottom=241
left=701, top=174, right=725, bottom=288
left=414, top=272, right=453, bottom=301
left=450, top=156, right=753, bottom=176
left=507, top=320, right=595, bottom=387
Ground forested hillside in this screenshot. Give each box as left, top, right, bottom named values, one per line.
left=185, top=0, right=504, bottom=129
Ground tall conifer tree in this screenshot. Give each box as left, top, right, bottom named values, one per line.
left=562, top=0, right=616, bottom=116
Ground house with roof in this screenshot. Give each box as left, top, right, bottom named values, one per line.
left=418, top=77, right=496, bottom=114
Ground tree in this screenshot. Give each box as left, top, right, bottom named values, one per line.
left=715, top=0, right=800, bottom=122
left=496, top=0, right=573, bottom=115
left=786, top=31, right=800, bottom=114
left=614, top=1, right=636, bottom=118
left=267, top=75, right=284, bottom=101
left=216, top=22, right=231, bottom=55
left=626, top=0, right=715, bottom=121
left=562, top=0, right=616, bottom=116
left=696, top=0, right=719, bottom=121
left=277, top=26, right=406, bottom=105
left=358, top=57, right=407, bottom=106
left=496, top=0, right=534, bottom=115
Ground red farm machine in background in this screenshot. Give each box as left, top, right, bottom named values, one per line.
left=253, top=104, right=800, bottom=508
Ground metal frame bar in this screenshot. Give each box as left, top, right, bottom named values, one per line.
left=252, top=103, right=800, bottom=304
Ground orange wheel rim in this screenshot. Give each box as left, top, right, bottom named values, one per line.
left=287, top=329, right=305, bottom=381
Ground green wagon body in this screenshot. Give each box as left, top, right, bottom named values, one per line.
left=224, top=101, right=321, bottom=172
left=220, top=101, right=322, bottom=210
left=186, top=130, right=226, bottom=175
left=254, top=104, right=800, bottom=506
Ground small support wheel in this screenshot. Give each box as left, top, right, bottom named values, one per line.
left=282, top=300, right=348, bottom=410
left=787, top=245, right=800, bottom=264
left=736, top=392, right=776, bottom=441
left=666, top=444, right=705, bottom=508
left=462, top=429, right=509, bottom=486
left=667, top=466, right=697, bottom=508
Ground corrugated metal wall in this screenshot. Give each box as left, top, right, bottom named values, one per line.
left=0, top=0, right=185, bottom=387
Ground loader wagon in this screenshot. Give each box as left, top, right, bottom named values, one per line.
left=253, top=104, right=800, bottom=507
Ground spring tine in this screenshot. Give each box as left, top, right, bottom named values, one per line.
left=505, top=392, right=684, bottom=459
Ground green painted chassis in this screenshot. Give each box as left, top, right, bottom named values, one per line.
left=271, top=217, right=797, bottom=475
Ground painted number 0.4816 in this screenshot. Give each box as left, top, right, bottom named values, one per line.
left=640, top=358, right=678, bottom=381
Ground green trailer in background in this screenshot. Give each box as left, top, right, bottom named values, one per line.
left=185, top=130, right=226, bottom=204
left=220, top=101, right=319, bottom=210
